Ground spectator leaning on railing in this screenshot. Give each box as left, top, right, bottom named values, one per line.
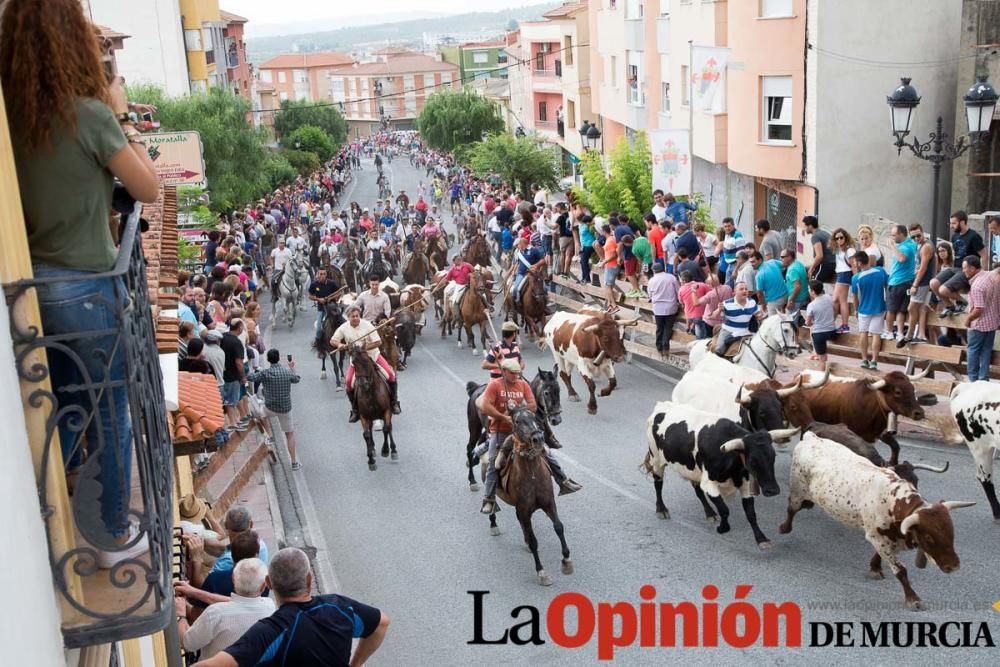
left=1, top=0, right=160, bottom=567
left=963, top=255, right=999, bottom=382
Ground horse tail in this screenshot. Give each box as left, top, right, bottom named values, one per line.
left=465, top=381, right=480, bottom=397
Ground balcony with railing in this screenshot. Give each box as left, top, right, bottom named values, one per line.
left=532, top=68, right=561, bottom=93
left=3, top=204, right=175, bottom=652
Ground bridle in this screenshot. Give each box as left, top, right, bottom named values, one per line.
left=738, top=317, right=802, bottom=378
left=536, top=382, right=562, bottom=426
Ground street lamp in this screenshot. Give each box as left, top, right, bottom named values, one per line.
left=887, top=75, right=998, bottom=245
left=585, top=122, right=602, bottom=151
left=294, top=139, right=301, bottom=150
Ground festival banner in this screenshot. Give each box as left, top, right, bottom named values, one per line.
left=649, top=129, right=692, bottom=197
left=691, top=46, right=730, bottom=112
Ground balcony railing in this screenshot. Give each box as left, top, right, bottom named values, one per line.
left=533, top=68, right=557, bottom=78
left=3, top=205, right=174, bottom=649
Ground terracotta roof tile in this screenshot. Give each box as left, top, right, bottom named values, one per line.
left=260, top=52, right=354, bottom=70
left=171, top=372, right=225, bottom=444
left=220, top=10, right=249, bottom=23
left=332, top=54, right=459, bottom=76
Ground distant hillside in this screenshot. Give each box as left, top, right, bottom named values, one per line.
left=246, top=3, right=558, bottom=64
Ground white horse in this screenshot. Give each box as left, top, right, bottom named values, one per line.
left=271, top=251, right=311, bottom=329
left=688, top=313, right=802, bottom=377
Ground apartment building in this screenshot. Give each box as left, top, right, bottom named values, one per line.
left=588, top=0, right=962, bottom=255
left=441, top=39, right=510, bottom=82
left=220, top=10, right=252, bottom=99
left=330, top=51, right=460, bottom=137
left=178, top=0, right=228, bottom=92
left=258, top=52, right=356, bottom=103
left=87, top=0, right=190, bottom=95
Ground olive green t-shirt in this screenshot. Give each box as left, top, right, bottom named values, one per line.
left=16, top=97, right=127, bottom=272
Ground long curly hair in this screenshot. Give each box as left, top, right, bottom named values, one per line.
left=0, top=0, right=111, bottom=151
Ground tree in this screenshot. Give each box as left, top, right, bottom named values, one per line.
left=281, top=149, right=321, bottom=176
left=573, top=132, right=653, bottom=224
left=273, top=99, right=347, bottom=146
left=283, top=125, right=334, bottom=161
left=417, top=88, right=505, bottom=152
left=469, top=133, right=561, bottom=195
left=126, top=84, right=297, bottom=211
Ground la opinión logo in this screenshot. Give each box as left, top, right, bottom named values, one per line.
left=468, top=587, right=997, bottom=660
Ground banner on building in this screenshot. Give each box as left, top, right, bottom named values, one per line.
left=145, top=131, right=206, bottom=186
left=650, top=129, right=692, bottom=197
left=691, top=46, right=730, bottom=112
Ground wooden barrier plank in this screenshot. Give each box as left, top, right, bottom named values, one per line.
left=624, top=339, right=690, bottom=370
left=800, top=327, right=963, bottom=364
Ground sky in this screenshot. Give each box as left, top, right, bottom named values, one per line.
left=223, top=0, right=540, bottom=29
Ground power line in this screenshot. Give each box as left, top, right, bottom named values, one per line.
left=250, top=41, right=589, bottom=115
left=808, top=44, right=979, bottom=68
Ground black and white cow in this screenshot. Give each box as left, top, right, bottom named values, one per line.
left=950, top=381, right=1000, bottom=522
left=642, top=401, right=798, bottom=549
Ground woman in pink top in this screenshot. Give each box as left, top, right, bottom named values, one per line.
left=678, top=272, right=711, bottom=339
left=422, top=219, right=440, bottom=240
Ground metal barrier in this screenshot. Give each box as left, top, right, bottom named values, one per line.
left=3, top=206, right=174, bottom=648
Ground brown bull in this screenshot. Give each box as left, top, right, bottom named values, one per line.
left=791, top=370, right=926, bottom=465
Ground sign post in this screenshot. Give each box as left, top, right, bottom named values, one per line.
left=145, top=131, right=206, bottom=186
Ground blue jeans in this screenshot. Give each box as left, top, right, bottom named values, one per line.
left=34, top=265, right=132, bottom=539
left=967, top=329, right=995, bottom=382
left=580, top=246, right=595, bottom=283
left=315, top=309, right=325, bottom=340
left=491, top=232, right=503, bottom=260
left=512, top=273, right=526, bottom=302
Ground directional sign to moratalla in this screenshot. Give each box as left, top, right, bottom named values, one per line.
left=145, top=131, right=206, bottom=186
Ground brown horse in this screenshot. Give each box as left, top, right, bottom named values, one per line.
left=455, top=268, right=491, bottom=355
left=506, top=268, right=548, bottom=340
left=464, top=233, right=492, bottom=269
left=340, top=241, right=363, bottom=293
left=375, top=314, right=400, bottom=370
left=425, top=235, right=448, bottom=273
left=484, top=403, right=573, bottom=586
left=403, top=238, right=431, bottom=286
left=348, top=344, right=397, bottom=470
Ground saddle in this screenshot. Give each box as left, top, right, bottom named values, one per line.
left=706, top=326, right=743, bottom=359
left=495, top=435, right=515, bottom=494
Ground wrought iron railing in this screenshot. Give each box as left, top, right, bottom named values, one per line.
left=3, top=205, right=174, bottom=649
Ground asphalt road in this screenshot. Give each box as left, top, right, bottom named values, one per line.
left=263, top=158, right=1000, bottom=665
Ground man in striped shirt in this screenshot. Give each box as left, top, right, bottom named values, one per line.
left=714, top=281, right=761, bottom=355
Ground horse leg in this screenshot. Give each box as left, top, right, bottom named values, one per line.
left=517, top=507, right=550, bottom=586
left=542, top=504, right=572, bottom=575
left=361, top=419, right=377, bottom=471
left=320, top=353, right=327, bottom=380
left=380, top=414, right=390, bottom=458
left=488, top=512, right=499, bottom=537
left=477, top=321, right=487, bottom=356
left=387, top=417, right=398, bottom=461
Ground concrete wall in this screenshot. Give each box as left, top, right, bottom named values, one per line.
left=694, top=157, right=756, bottom=236
left=0, top=298, right=67, bottom=667
left=90, top=0, right=190, bottom=96
left=812, top=0, right=961, bottom=236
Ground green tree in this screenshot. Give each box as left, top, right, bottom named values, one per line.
left=126, top=84, right=298, bottom=211
left=282, top=149, right=321, bottom=176
left=283, top=125, right=335, bottom=161
left=573, top=132, right=653, bottom=224
left=417, top=88, right=505, bottom=152
left=469, top=133, right=561, bottom=196
left=273, top=99, right=347, bottom=146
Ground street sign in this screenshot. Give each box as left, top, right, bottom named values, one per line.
left=567, top=153, right=581, bottom=165
left=145, top=131, right=205, bottom=186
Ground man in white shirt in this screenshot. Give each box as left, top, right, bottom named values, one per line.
left=330, top=305, right=400, bottom=420
left=652, top=190, right=669, bottom=222
left=533, top=185, right=548, bottom=206
left=270, top=239, right=293, bottom=274
left=178, top=558, right=274, bottom=660
left=286, top=227, right=308, bottom=254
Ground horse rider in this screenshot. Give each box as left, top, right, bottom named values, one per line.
left=482, top=321, right=523, bottom=379
left=308, top=268, right=340, bottom=342
left=508, top=236, right=548, bottom=306
left=269, top=237, right=293, bottom=293
left=355, top=277, right=391, bottom=322
left=479, top=358, right=581, bottom=515
left=434, top=254, right=476, bottom=321
left=330, top=304, right=401, bottom=420
left=395, top=189, right=409, bottom=210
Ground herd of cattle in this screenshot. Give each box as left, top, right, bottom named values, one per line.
left=532, top=306, right=999, bottom=611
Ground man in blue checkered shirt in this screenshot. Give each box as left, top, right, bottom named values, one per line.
left=248, top=350, right=302, bottom=470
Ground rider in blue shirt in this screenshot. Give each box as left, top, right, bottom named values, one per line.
left=511, top=237, right=546, bottom=303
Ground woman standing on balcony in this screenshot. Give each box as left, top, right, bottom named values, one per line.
left=1, top=0, right=159, bottom=567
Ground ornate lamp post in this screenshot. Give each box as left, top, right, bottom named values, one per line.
left=887, top=75, right=998, bottom=245
left=579, top=119, right=602, bottom=151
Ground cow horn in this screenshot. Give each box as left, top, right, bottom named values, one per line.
left=776, top=375, right=804, bottom=398
left=615, top=316, right=640, bottom=327
left=736, top=385, right=753, bottom=406
left=584, top=324, right=600, bottom=335
left=867, top=378, right=887, bottom=390
left=942, top=500, right=976, bottom=511
left=803, top=367, right=831, bottom=389
left=768, top=427, right=800, bottom=441
left=900, top=511, right=921, bottom=535
left=910, top=461, right=949, bottom=474
left=720, top=438, right=745, bottom=453
left=907, top=364, right=933, bottom=380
